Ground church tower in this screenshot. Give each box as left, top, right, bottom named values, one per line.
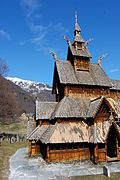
left=66, top=13, right=91, bottom=71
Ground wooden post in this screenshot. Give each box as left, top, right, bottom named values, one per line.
left=47, top=145, right=50, bottom=162
left=105, top=144, right=107, bottom=161
left=94, top=144, right=99, bottom=163
left=116, top=139, right=119, bottom=160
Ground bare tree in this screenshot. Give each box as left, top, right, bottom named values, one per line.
left=0, top=58, right=9, bottom=76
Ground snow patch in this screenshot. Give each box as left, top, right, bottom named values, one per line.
left=6, top=77, right=52, bottom=93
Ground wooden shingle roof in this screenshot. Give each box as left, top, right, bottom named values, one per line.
left=111, top=80, right=120, bottom=91
left=36, top=101, right=58, bottom=120
left=28, top=121, right=119, bottom=144
left=55, top=60, right=78, bottom=84
left=28, top=125, right=49, bottom=140
left=51, top=96, right=90, bottom=119
left=87, top=97, right=103, bottom=118
left=55, top=60, right=112, bottom=87
left=70, top=45, right=91, bottom=57
left=41, top=122, right=89, bottom=144
left=36, top=97, right=120, bottom=120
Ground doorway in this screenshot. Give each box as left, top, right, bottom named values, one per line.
left=107, top=125, right=117, bottom=158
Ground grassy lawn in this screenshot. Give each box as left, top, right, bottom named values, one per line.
left=0, top=140, right=27, bottom=180
left=0, top=117, right=27, bottom=134
left=0, top=117, right=27, bottom=179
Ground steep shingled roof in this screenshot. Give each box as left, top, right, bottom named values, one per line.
left=36, top=97, right=120, bottom=120
left=51, top=96, right=90, bottom=119
left=28, top=125, right=49, bottom=140
left=55, top=60, right=78, bottom=84
left=28, top=121, right=118, bottom=144
left=70, top=45, right=91, bottom=57
left=87, top=97, right=103, bottom=118
left=41, top=122, right=89, bottom=144
left=36, top=101, right=58, bottom=120
left=55, top=60, right=112, bottom=87
left=111, top=80, right=120, bottom=91
left=87, top=96, right=118, bottom=118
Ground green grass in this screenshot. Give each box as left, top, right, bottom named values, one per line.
left=0, top=117, right=27, bottom=134
left=0, top=116, right=27, bottom=180
left=0, top=140, right=27, bottom=180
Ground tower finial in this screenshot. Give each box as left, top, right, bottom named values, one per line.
left=97, top=53, right=108, bottom=66
left=74, top=11, right=81, bottom=32
left=75, top=11, right=78, bottom=24
left=64, top=35, right=71, bottom=46
left=49, top=50, right=57, bottom=61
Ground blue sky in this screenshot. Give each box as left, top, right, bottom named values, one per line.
left=0, top=0, right=120, bottom=85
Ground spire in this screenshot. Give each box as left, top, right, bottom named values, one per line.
left=73, top=12, right=84, bottom=44
left=74, top=12, right=81, bottom=32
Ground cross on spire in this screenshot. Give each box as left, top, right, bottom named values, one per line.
left=75, top=11, right=78, bottom=24
left=74, top=11, right=81, bottom=32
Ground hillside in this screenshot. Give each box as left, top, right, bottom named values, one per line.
left=6, top=77, right=55, bottom=102
left=0, top=76, right=54, bottom=123
left=0, top=76, right=35, bottom=123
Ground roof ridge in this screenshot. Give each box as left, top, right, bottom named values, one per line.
left=51, top=96, right=68, bottom=119
left=27, top=125, right=39, bottom=139
left=104, top=98, right=117, bottom=115
left=92, top=98, right=104, bottom=118
left=41, top=124, right=57, bottom=143
left=98, top=64, right=112, bottom=87
left=90, top=96, right=103, bottom=102
left=87, top=96, right=104, bottom=118
left=37, top=101, right=57, bottom=104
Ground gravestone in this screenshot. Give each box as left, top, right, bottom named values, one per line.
left=103, top=165, right=110, bottom=177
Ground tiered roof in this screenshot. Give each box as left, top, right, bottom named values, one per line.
left=35, top=96, right=120, bottom=120
left=28, top=14, right=120, bottom=146
left=54, top=60, right=112, bottom=87
left=28, top=119, right=120, bottom=144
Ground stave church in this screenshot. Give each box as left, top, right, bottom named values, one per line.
left=27, top=14, right=120, bottom=163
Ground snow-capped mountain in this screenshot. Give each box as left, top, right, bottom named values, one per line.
left=6, top=77, right=54, bottom=102
left=6, top=77, right=51, bottom=93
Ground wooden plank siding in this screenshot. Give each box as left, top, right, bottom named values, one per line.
left=47, top=148, right=90, bottom=162
left=64, top=86, right=120, bottom=101
left=74, top=59, right=90, bottom=71
left=29, top=141, right=40, bottom=156
left=64, top=86, right=110, bottom=99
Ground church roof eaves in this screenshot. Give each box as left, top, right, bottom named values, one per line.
left=36, top=101, right=58, bottom=120
left=55, top=60, right=112, bottom=87
left=110, top=79, right=120, bottom=91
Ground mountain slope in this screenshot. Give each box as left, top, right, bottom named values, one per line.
left=0, top=76, right=35, bottom=123
left=6, top=77, right=55, bottom=102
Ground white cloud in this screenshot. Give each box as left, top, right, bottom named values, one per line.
left=21, top=0, right=40, bottom=17
left=0, top=30, right=11, bottom=40
left=109, top=68, right=119, bottom=73
left=20, top=0, right=67, bottom=56
left=29, top=22, right=52, bottom=35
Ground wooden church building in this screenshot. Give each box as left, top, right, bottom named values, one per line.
left=28, top=14, right=120, bottom=163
